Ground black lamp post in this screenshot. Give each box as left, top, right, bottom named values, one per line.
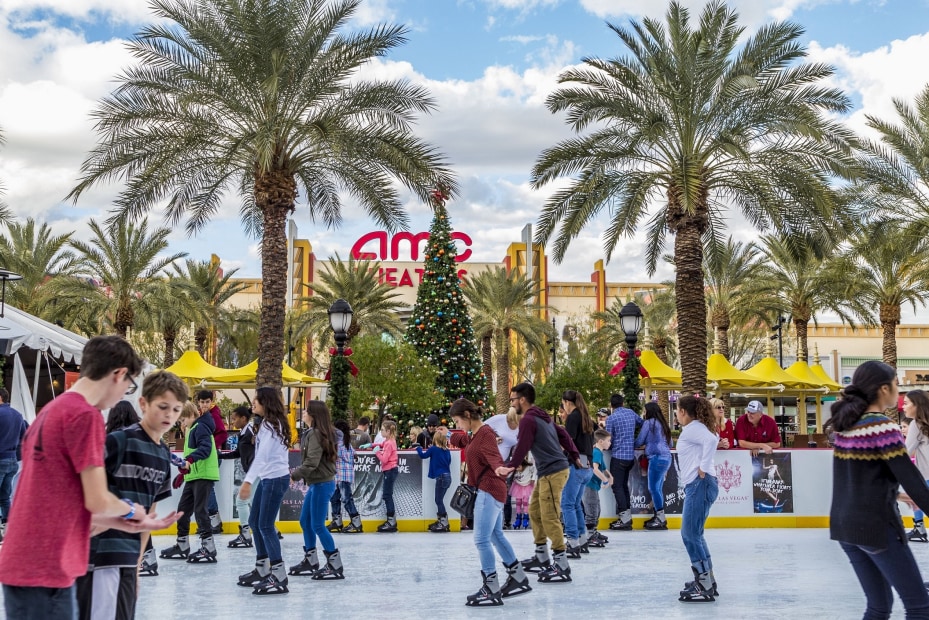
left=0, top=269, right=23, bottom=318
left=619, top=301, right=644, bottom=413
left=327, top=299, right=354, bottom=420
left=770, top=315, right=788, bottom=444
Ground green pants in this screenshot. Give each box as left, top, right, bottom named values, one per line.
left=529, top=467, right=569, bottom=552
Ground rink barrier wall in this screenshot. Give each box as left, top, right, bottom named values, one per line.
left=152, top=448, right=912, bottom=534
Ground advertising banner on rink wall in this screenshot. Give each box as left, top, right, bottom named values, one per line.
left=752, top=452, right=794, bottom=513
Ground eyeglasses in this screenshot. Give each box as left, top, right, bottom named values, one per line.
left=715, top=405, right=725, bottom=410
left=509, top=397, right=518, bottom=402
left=125, top=374, right=138, bottom=395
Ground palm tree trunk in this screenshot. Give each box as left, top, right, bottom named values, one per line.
left=495, top=329, right=510, bottom=414
left=163, top=324, right=177, bottom=367
left=481, top=332, right=493, bottom=397
left=880, top=303, right=900, bottom=368
left=254, top=168, right=297, bottom=388
left=115, top=303, right=133, bottom=338
left=654, top=336, right=671, bottom=423
left=793, top=319, right=808, bottom=363
left=195, top=326, right=208, bottom=358
left=674, top=223, right=707, bottom=395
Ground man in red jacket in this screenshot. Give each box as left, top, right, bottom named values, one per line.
left=197, top=390, right=228, bottom=534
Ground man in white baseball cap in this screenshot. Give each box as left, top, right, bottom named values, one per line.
left=734, top=400, right=781, bottom=456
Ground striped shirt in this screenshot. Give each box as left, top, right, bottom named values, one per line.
left=90, top=424, right=172, bottom=569
left=336, top=436, right=355, bottom=484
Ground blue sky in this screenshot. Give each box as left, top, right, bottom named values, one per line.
left=2, top=0, right=929, bottom=313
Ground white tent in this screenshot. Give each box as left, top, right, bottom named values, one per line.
left=0, top=305, right=87, bottom=421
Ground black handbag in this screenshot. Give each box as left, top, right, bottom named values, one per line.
left=450, top=466, right=488, bottom=519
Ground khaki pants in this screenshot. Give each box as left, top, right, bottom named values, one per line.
left=528, top=468, right=569, bottom=551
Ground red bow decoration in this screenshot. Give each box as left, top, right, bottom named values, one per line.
left=609, top=349, right=649, bottom=378
left=431, top=187, right=449, bottom=204
left=324, top=346, right=359, bottom=381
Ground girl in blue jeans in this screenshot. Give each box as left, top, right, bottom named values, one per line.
left=560, top=390, right=594, bottom=556
left=636, top=402, right=674, bottom=530
left=290, top=402, right=344, bottom=580
left=416, top=430, right=452, bottom=532
left=903, top=390, right=929, bottom=542
left=675, top=395, right=719, bottom=603
left=238, top=387, right=293, bottom=595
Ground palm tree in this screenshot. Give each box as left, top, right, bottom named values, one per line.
left=748, top=234, right=862, bottom=363
left=840, top=221, right=929, bottom=368
left=294, top=254, right=405, bottom=351
left=0, top=129, right=14, bottom=226
left=463, top=267, right=551, bottom=414
left=216, top=307, right=262, bottom=369
left=704, top=238, right=766, bottom=360
left=47, top=219, right=186, bottom=337
left=0, top=218, right=77, bottom=316
left=141, top=275, right=205, bottom=367
left=176, top=259, right=247, bottom=363
left=67, top=0, right=455, bottom=387
left=530, top=2, right=853, bottom=393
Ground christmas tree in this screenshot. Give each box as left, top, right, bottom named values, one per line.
left=406, top=186, right=487, bottom=414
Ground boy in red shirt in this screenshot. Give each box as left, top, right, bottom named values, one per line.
left=0, top=336, right=181, bottom=620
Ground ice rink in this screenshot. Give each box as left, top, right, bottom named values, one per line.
left=65, top=528, right=929, bottom=619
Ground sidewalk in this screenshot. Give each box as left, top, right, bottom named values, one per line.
left=42, top=529, right=929, bottom=619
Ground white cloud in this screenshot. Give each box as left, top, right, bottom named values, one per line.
left=577, top=0, right=843, bottom=25
left=0, top=0, right=152, bottom=22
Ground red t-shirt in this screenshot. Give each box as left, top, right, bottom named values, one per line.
left=734, top=413, right=780, bottom=446
left=0, top=392, right=105, bottom=587
left=718, top=419, right=736, bottom=447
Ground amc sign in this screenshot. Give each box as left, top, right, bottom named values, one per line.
left=350, top=231, right=473, bottom=288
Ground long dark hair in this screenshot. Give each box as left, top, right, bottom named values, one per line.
left=306, top=401, right=337, bottom=463
left=828, top=361, right=896, bottom=433
left=678, top=395, right=716, bottom=434
left=255, top=387, right=292, bottom=447
left=644, top=401, right=672, bottom=445
left=334, top=419, right=351, bottom=449
left=562, top=389, right=594, bottom=434
left=907, top=390, right=929, bottom=439
left=106, top=401, right=140, bottom=433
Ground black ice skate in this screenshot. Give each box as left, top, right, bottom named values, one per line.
left=500, top=560, right=532, bottom=598
left=537, top=551, right=571, bottom=583
left=238, top=559, right=269, bottom=587
left=521, top=544, right=551, bottom=573
left=465, top=572, right=503, bottom=607
left=288, top=547, right=319, bottom=576
left=228, top=525, right=253, bottom=548
left=159, top=536, right=189, bottom=560
left=312, top=549, right=345, bottom=580
left=252, top=562, right=289, bottom=595
left=186, top=537, right=217, bottom=563
left=679, top=568, right=715, bottom=602
left=342, top=515, right=363, bottom=534
left=139, top=548, right=158, bottom=576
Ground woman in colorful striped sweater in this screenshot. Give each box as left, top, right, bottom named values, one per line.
left=829, top=360, right=929, bottom=619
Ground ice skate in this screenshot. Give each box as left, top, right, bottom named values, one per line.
left=609, top=509, right=633, bottom=530
left=209, top=512, right=224, bottom=535
left=159, top=536, right=190, bottom=560
left=228, top=525, right=253, bottom=548
left=586, top=531, right=606, bottom=548
left=645, top=510, right=669, bottom=531
left=186, top=536, right=217, bottom=563
left=683, top=566, right=719, bottom=597
left=343, top=514, right=363, bottom=534
left=679, top=569, right=715, bottom=603
left=312, top=549, right=345, bottom=580
left=139, top=547, right=158, bottom=576
left=428, top=516, right=450, bottom=533
left=537, top=551, right=571, bottom=583
left=288, top=547, right=319, bottom=576
left=465, top=571, right=503, bottom=607
left=500, top=560, right=532, bottom=598
left=377, top=515, right=397, bottom=533
left=238, top=558, right=269, bottom=587
left=521, top=544, right=551, bottom=573
left=252, top=561, right=289, bottom=595
left=327, top=516, right=343, bottom=533
left=565, top=540, right=583, bottom=559
left=909, top=520, right=928, bottom=543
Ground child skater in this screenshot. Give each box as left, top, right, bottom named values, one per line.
left=333, top=419, right=363, bottom=534
left=509, top=454, right=535, bottom=530
left=675, top=395, right=719, bottom=603
left=289, top=401, right=344, bottom=580
left=416, top=430, right=452, bottom=532
left=584, top=428, right=613, bottom=547
left=374, top=420, right=399, bottom=532
left=236, top=387, right=293, bottom=595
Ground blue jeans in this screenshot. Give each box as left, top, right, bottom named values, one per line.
left=0, top=458, right=18, bottom=520
left=915, top=479, right=929, bottom=522
left=382, top=468, right=398, bottom=515
left=3, top=584, right=76, bottom=620
left=339, top=481, right=358, bottom=517
left=681, top=475, right=718, bottom=573
left=840, top=527, right=929, bottom=620
left=434, top=473, right=451, bottom=516
left=249, top=475, right=289, bottom=563
left=473, top=490, right=518, bottom=575
left=561, top=465, right=593, bottom=540
left=647, top=454, right=672, bottom=512
left=300, top=480, right=336, bottom=552
left=207, top=486, right=219, bottom=515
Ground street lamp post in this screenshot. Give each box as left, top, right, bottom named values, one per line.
left=0, top=269, right=23, bottom=318
left=619, top=301, right=644, bottom=413
left=327, top=299, right=354, bottom=420
left=771, top=315, right=788, bottom=444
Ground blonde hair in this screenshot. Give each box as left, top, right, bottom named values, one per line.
left=433, top=430, right=448, bottom=449
left=180, top=401, right=198, bottom=420
left=410, top=425, right=422, bottom=438
left=506, top=406, right=519, bottom=429
left=709, top=398, right=725, bottom=415
left=381, top=420, right=397, bottom=439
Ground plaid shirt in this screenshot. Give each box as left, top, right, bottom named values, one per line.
left=336, top=442, right=355, bottom=484
left=605, top=407, right=643, bottom=461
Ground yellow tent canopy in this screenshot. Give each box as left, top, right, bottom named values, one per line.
left=810, top=362, right=842, bottom=391
left=707, top=353, right=771, bottom=389
left=211, top=359, right=324, bottom=384
left=639, top=349, right=682, bottom=386
left=163, top=350, right=239, bottom=383
left=747, top=356, right=821, bottom=390
left=785, top=361, right=834, bottom=393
